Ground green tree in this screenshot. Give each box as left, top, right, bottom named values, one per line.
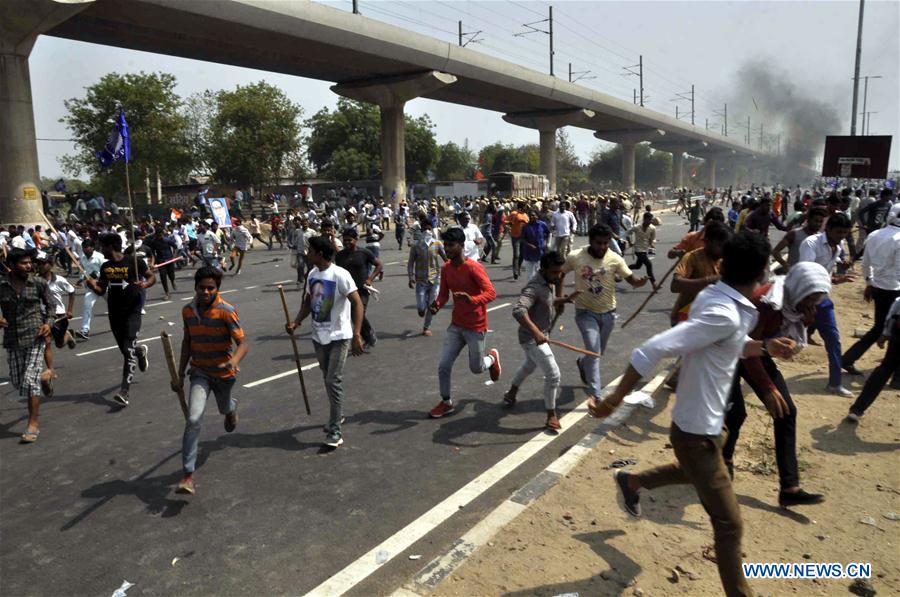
left=588, top=143, right=672, bottom=188
left=435, top=141, right=476, bottom=180
left=182, top=90, right=216, bottom=175
left=555, top=129, right=589, bottom=193
left=478, top=142, right=540, bottom=174
left=305, top=99, right=438, bottom=182
left=205, top=82, right=303, bottom=189
left=60, top=71, right=193, bottom=201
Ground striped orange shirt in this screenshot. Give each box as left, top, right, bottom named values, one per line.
left=182, top=294, right=244, bottom=379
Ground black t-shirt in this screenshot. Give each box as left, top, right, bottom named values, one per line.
left=99, top=256, right=149, bottom=316
left=335, top=247, right=376, bottom=296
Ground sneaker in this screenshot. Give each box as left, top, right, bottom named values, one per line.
left=576, top=356, right=588, bottom=385
left=137, top=344, right=149, bottom=372
left=176, top=475, right=195, bottom=495
left=842, top=363, right=865, bottom=376
left=845, top=411, right=861, bottom=423
left=429, top=400, right=454, bottom=418
left=826, top=385, right=853, bottom=397
left=488, top=349, right=501, bottom=382
left=322, top=416, right=346, bottom=433
left=225, top=411, right=238, bottom=433
left=422, top=328, right=433, bottom=337
left=324, top=431, right=344, bottom=448
left=614, top=470, right=641, bottom=517
left=778, top=488, right=825, bottom=508
left=113, top=392, right=129, bottom=406
left=75, top=330, right=89, bottom=340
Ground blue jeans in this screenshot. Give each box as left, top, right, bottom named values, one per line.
left=313, top=339, right=350, bottom=435
left=574, top=308, right=616, bottom=397
left=182, top=372, right=236, bottom=473
left=814, top=298, right=842, bottom=387
left=438, top=324, right=492, bottom=399
left=511, top=342, right=561, bottom=410
left=415, top=281, right=439, bottom=330
left=511, top=237, right=525, bottom=276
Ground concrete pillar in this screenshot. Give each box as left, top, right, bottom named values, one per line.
left=0, top=50, right=42, bottom=225
left=539, top=129, right=557, bottom=196
left=380, top=103, right=406, bottom=206
left=0, top=0, right=94, bottom=226
left=707, top=156, right=718, bottom=189
left=672, top=150, right=684, bottom=189
left=331, top=71, right=456, bottom=209
left=621, top=142, right=636, bottom=191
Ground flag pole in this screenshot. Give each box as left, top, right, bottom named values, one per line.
left=124, top=157, right=140, bottom=274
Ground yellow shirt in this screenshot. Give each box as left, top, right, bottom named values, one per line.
left=562, top=247, right=632, bottom=313
left=735, top=208, right=750, bottom=232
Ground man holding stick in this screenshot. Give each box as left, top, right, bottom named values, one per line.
left=173, top=267, right=248, bottom=495
left=502, top=251, right=578, bottom=431
left=286, top=236, right=364, bottom=449
left=593, top=231, right=796, bottom=597
left=561, top=223, right=647, bottom=401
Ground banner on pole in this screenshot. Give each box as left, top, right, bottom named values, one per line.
left=209, top=197, right=232, bottom=228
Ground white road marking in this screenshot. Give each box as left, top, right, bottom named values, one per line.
left=219, top=289, right=238, bottom=295
left=243, top=363, right=319, bottom=388
left=271, top=279, right=293, bottom=285
left=76, top=335, right=161, bottom=357
left=305, top=374, right=625, bottom=597
left=486, top=302, right=511, bottom=312
left=243, top=285, right=259, bottom=290
left=146, top=301, right=172, bottom=308
left=383, top=261, right=401, bottom=266
left=0, top=381, right=8, bottom=386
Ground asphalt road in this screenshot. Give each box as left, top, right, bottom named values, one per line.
left=0, top=212, right=694, bottom=596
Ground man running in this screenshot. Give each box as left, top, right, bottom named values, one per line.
left=427, top=227, right=501, bottom=418
left=0, top=249, right=53, bottom=443
left=230, top=217, right=252, bottom=275
left=630, top=212, right=657, bottom=287
left=286, top=236, right=364, bottom=448
left=594, top=231, right=795, bottom=597
left=562, top=223, right=647, bottom=402
left=174, top=267, right=248, bottom=495
left=85, top=234, right=156, bottom=406
left=75, top=239, right=105, bottom=340
left=146, top=227, right=178, bottom=300
left=336, top=227, right=382, bottom=351
left=408, top=214, right=447, bottom=336
left=503, top=251, right=578, bottom=431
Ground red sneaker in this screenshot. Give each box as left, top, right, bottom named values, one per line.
left=429, top=401, right=454, bottom=418
left=488, top=349, right=501, bottom=381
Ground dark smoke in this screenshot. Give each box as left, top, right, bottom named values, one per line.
left=726, top=58, right=842, bottom=183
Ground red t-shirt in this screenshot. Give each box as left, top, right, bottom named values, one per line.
left=435, top=258, right=496, bottom=331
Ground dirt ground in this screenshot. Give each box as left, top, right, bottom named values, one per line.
left=431, top=277, right=900, bottom=597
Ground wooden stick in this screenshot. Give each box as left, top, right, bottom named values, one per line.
left=36, top=212, right=88, bottom=277
left=151, top=255, right=184, bottom=269
left=620, top=255, right=683, bottom=329
left=160, top=331, right=188, bottom=420
left=278, top=285, right=311, bottom=415
left=547, top=339, right=602, bottom=359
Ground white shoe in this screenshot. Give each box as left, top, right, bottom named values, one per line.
left=826, top=385, right=853, bottom=397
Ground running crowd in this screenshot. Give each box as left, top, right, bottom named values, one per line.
left=1, top=181, right=898, bottom=596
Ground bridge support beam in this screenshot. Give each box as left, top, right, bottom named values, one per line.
left=0, top=0, right=93, bottom=225
left=332, top=71, right=456, bottom=208
left=671, top=150, right=685, bottom=189
left=503, top=109, right=594, bottom=197
left=594, top=129, right=666, bottom=191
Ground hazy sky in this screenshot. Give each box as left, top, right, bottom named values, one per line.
left=30, top=0, right=900, bottom=179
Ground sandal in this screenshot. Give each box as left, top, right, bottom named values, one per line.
left=502, top=391, right=517, bottom=408
left=20, top=429, right=40, bottom=444
left=40, top=370, right=54, bottom=397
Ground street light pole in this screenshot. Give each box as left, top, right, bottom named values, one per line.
left=850, top=0, right=865, bottom=135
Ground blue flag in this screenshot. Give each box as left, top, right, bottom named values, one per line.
left=96, top=107, right=131, bottom=169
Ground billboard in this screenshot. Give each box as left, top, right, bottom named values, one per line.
left=821, top=136, right=892, bottom=178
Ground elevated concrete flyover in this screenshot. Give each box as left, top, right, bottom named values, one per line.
left=3, top=0, right=762, bottom=219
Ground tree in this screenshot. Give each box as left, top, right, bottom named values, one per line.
left=435, top=141, right=476, bottom=180
left=588, top=143, right=672, bottom=188
left=205, top=82, right=303, bottom=189
left=478, top=142, right=540, bottom=174
left=182, top=90, right=216, bottom=175
left=304, top=99, right=439, bottom=183
left=555, top=129, right=589, bottom=193
left=60, top=71, right=193, bottom=201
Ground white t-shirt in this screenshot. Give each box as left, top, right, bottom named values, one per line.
left=462, top=223, right=484, bottom=260
left=307, top=264, right=358, bottom=345
left=48, top=274, right=75, bottom=315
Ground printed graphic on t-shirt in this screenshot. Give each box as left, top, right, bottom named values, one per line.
left=579, top=265, right=608, bottom=295
left=310, top=278, right=336, bottom=323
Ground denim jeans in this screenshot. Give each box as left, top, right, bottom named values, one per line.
left=182, top=372, right=236, bottom=473
left=415, top=281, right=439, bottom=329
left=313, top=339, right=350, bottom=435
left=523, top=259, right=540, bottom=281
left=574, top=308, right=616, bottom=397
left=511, top=342, right=561, bottom=410
left=438, top=324, right=492, bottom=399
left=511, top=237, right=525, bottom=276
left=577, top=213, right=589, bottom=235
left=814, top=298, right=842, bottom=387
left=843, top=287, right=900, bottom=367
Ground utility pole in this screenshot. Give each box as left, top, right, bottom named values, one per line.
left=459, top=20, right=462, bottom=46
left=633, top=89, right=637, bottom=105
left=514, top=6, right=554, bottom=77
left=352, top=0, right=359, bottom=14
left=849, top=0, right=865, bottom=135
left=747, top=116, right=751, bottom=144
left=676, top=105, right=679, bottom=120
left=623, top=56, right=645, bottom=106
left=690, top=84, right=695, bottom=125
left=639, top=55, right=644, bottom=107
left=458, top=21, right=482, bottom=47
left=759, top=122, right=764, bottom=150
left=858, top=75, right=881, bottom=129
left=568, top=62, right=595, bottom=84
left=713, top=104, right=728, bottom=136
left=705, top=117, right=709, bottom=130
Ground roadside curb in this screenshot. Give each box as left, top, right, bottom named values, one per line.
left=398, top=372, right=670, bottom=595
